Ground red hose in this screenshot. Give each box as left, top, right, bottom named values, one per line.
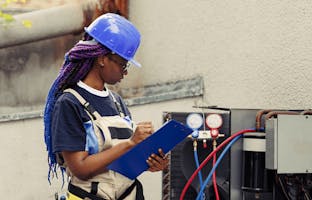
left=213, top=153, right=220, bottom=200
left=179, top=129, right=256, bottom=200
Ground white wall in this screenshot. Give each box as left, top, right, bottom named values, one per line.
left=0, top=118, right=65, bottom=200
left=125, top=0, right=312, bottom=110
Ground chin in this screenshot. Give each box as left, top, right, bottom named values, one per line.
left=108, top=80, right=120, bottom=85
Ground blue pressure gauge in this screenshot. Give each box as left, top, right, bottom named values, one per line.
left=186, top=113, right=204, bottom=130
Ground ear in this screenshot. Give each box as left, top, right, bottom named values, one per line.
left=97, top=55, right=105, bottom=67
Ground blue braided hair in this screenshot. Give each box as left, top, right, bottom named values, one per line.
left=43, top=33, right=110, bottom=183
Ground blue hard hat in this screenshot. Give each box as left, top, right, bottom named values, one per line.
left=85, top=13, right=141, bottom=67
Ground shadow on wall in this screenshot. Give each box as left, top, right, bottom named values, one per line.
left=0, top=34, right=81, bottom=114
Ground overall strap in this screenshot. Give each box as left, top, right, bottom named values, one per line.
left=109, top=91, right=125, bottom=118
left=63, top=88, right=112, bottom=149
left=64, top=88, right=101, bottom=120
left=68, top=182, right=106, bottom=200
left=117, top=179, right=145, bottom=200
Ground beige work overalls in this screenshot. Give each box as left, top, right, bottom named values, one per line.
left=63, top=89, right=137, bottom=200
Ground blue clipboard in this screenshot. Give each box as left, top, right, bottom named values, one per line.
left=107, top=119, right=193, bottom=179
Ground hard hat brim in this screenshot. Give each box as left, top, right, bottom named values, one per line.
left=129, top=58, right=141, bottom=67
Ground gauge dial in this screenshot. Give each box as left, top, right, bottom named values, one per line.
left=205, top=114, right=223, bottom=129
left=186, top=113, right=203, bottom=130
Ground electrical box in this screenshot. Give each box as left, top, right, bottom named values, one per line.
left=265, top=115, right=312, bottom=173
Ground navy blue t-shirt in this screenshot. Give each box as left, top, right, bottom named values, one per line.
left=51, top=84, right=131, bottom=154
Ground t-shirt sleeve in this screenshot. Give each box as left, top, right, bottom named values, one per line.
left=51, top=94, right=87, bottom=153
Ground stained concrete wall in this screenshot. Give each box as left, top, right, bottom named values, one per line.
left=0, top=35, right=79, bottom=114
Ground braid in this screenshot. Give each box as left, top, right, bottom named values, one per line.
left=43, top=36, right=110, bottom=182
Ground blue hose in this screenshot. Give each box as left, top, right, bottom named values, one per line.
left=195, top=135, right=243, bottom=200
left=194, top=149, right=204, bottom=200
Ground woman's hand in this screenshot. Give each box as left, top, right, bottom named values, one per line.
left=147, top=149, right=169, bottom=172
left=130, top=121, right=154, bottom=145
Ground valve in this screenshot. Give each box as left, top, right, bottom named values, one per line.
left=203, top=139, right=207, bottom=148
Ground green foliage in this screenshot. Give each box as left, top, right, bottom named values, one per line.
left=0, top=11, right=15, bottom=22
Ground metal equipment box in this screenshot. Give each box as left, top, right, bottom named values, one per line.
left=265, top=115, right=312, bottom=173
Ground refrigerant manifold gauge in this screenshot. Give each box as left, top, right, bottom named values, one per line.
left=186, top=113, right=204, bottom=130
left=205, top=114, right=223, bottom=129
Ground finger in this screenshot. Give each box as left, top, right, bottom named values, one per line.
left=136, top=125, right=154, bottom=134
left=144, top=126, right=154, bottom=134
left=137, top=122, right=154, bottom=131
left=147, top=156, right=162, bottom=170
left=151, top=154, right=164, bottom=163
left=147, top=158, right=169, bottom=172
left=150, top=154, right=169, bottom=169
left=136, top=121, right=153, bottom=126
left=158, top=149, right=166, bottom=158
left=146, top=159, right=160, bottom=172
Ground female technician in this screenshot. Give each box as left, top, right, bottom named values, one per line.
left=44, top=13, right=168, bottom=200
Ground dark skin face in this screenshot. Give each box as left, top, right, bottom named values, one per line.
left=100, top=53, right=129, bottom=84
left=83, top=53, right=129, bottom=90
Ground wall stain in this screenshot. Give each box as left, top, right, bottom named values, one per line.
left=0, top=34, right=80, bottom=111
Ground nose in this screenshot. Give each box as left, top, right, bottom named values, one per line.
left=123, top=70, right=128, bottom=75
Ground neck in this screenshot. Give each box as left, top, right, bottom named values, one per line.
left=82, top=79, right=105, bottom=91
left=82, top=70, right=105, bottom=91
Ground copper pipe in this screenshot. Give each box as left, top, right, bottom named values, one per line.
left=116, top=0, right=128, bottom=18
left=91, top=0, right=128, bottom=23
left=255, top=109, right=274, bottom=131
left=301, top=110, right=312, bottom=115
left=265, top=111, right=300, bottom=120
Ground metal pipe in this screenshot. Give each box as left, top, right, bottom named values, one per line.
left=0, top=0, right=102, bottom=49
left=255, top=109, right=274, bottom=131
left=265, top=111, right=300, bottom=120
left=301, top=110, right=312, bottom=115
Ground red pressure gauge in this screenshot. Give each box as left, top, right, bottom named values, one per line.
left=205, top=114, right=223, bottom=129
left=205, top=114, right=223, bottom=138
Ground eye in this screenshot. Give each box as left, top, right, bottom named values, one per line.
left=107, top=54, right=130, bottom=71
